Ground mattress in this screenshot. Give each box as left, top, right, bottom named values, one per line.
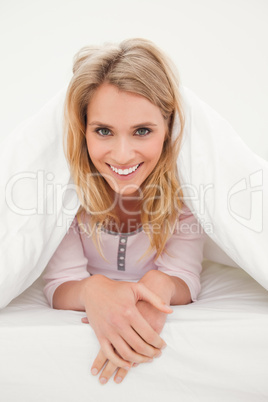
left=0, top=260, right=268, bottom=402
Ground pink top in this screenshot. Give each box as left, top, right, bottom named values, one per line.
left=43, top=204, right=205, bottom=308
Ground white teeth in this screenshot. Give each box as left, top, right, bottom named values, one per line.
left=109, top=164, right=140, bottom=175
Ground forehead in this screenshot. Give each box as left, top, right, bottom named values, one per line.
left=87, top=83, right=165, bottom=125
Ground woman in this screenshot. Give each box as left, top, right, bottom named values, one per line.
left=43, top=38, right=205, bottom=385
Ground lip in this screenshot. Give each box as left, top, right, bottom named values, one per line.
left=106, top=162, right=143, bottom=180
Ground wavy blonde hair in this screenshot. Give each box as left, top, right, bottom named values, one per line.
left=64, top=38, right=185, bottom=260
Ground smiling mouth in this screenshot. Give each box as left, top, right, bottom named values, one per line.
left=107, top=163, right=143, bottom=176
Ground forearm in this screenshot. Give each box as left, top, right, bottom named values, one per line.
left=139, top=270, right=192, bottom=306
left=52, top=274, right=105, bottom=310
left=52, top=279, right=88, bottom=310
left=168, top=275, right=192, bottom=305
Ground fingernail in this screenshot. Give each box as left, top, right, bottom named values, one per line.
left=164, top=304, right=173, bottom=311
left=161, top=343, right=167, bottom=350
left=155, top=351, right=162, bottom=358
left=148, top=359, right=153, bottom=363
left=91, top=368, right=98, bottom=375
left=123, top=366, right=130, bottom=371
left=133, top=363, right=139, bottom=367
left=115, top=376, right=122, bottom=384
left=100, top=377, right=107, bottom=384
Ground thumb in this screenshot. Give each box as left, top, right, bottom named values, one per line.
left=134, top=283, right=173, bottom=314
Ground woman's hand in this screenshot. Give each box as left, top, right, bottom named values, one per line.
left=83, top=343, right=140, bottom=384
left=84, top=270, right=174, bottom=384
left=82, top=299, right=168, bottom=384
left=81, top=274, right=173, bottom=369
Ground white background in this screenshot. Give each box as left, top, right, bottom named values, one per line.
left=0, top=0, right=267, bottom=159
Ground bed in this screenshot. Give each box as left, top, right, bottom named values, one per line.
left=1, top=258, right=268, bottom=402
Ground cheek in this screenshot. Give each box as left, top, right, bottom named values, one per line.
left=86, top=138, right=102, bottom=162
left=146, top=139, right=165, bottom=163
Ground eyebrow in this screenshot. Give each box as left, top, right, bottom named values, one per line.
left=88, top=121, right=158, bottom=128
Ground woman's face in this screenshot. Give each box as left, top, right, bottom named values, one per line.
left=86, top=82, right=167, bottom=196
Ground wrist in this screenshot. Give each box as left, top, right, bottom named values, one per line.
left=139, top=270, right=192, bottom=306
left=80, top=274, right=111, bottom=308
left=139, top=270, right=174, bottom=305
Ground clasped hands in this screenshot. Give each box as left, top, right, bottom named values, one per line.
left=80, top=270, right=173, bottom=385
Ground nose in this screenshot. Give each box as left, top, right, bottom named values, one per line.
left=112, top=136, right=136, bottom=165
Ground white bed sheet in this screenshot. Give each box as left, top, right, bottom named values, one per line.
left=0, top=261, right=268, bottom=402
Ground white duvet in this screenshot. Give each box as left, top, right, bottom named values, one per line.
left=1, top=260, right=267, bottom=402
left=1, top=85, right=267, bottom=310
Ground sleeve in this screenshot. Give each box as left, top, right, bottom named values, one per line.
left=42, top=216, right=90, bottom=308
left=155, top=204, right=205, bottom=302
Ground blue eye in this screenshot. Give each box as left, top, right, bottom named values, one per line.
left=96, top=128, right=111, bottom=136
left=136, top=128, right=151, bottom=136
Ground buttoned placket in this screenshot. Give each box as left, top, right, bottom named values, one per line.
left=117, top=235, right=127, bottom=271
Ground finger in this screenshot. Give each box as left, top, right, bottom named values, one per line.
left=98, top=360, right=118, bottom=385
left=111, top=333, right=157, bottom=363
left=98, top=330, right=156, bottom=365
left=134, top=283, right=173, bottom=314
left=113, top=366, right=130, bottom=384
left=103, top=349, right=130, bottom=385
left=92, top=350, right=130, bottom=385
left=130, top=309, right=167, bottom=350
left=81, top=317, right=89, bottom=324
left=116, top=326, right=162, bottom=360
left=91, top=349, right=108, bottom=377
left=100, top=339, right=132, bottom=369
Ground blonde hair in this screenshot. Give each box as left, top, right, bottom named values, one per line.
left=64, top=38, right=184, bottom=260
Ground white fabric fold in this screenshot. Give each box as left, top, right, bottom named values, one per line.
left=177, top=86, right=268, bottom=289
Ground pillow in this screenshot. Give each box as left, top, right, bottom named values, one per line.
left=0, top=85, right=267, bottom=308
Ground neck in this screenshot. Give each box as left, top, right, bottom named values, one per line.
left=109, top=189, right=143, bottom=216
